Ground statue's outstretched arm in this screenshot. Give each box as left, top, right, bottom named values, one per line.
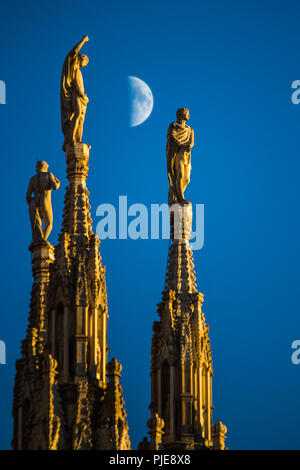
left=69, top=36, right=89, bottom=57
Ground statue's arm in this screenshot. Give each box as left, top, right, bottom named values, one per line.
left=190, top=128, right=194, bottom=149
left=69, top=36, right=89, bottom=57
left=168, top=124, right=183, bottom=147
left=26, top=177, right=34, bottom=204
left=170, top=125, right=179, bottom=144
left=49, top=173, right=60, bottom=191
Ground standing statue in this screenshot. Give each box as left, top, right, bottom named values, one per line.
left=61, top=36, right=89, bottom=151
left=166, top=108, right=194, bottom=206
left=26, top=161, right=60, bottom=242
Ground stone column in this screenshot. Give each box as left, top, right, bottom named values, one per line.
left=63, top=306, right=69, bottom=381
left=75, top=305, right=88, bottom=377
left=101, top=309, right=107, bottom=386
left=207, top=369, right=212, bottom=443
left=17, top=407, right=22, bottom=450
left=62, top=142, right=91, bottom=238
left=180, top=362, right=185, bottom=431
left=197, top=366, right=203, bottom=434
left=169, top=365, right=175, bottom=439
left=92, top=308, right=98, bottom=377
left=29, top=241, right=55, bottom=350
left=157, top=367, right=162, bottom=416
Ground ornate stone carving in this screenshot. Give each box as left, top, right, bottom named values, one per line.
left=212, top=420, right=228, bottom=450
left=147, top=412, right=165, bottom=450
left=96, top=359, right=131, bottom=450
left=72, top=379, right=93, bottom=450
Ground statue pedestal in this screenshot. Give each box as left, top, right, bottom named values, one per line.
left=27, top=241, right=54, bottom=340
left=170, top=203, right=193, bottom=243
left=65, top=142, right=91, bottom=184
left=29, top=241, right=54, bottom=283
left=61, top=142, right=93, bottom=237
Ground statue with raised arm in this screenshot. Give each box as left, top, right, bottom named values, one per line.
left=60, top=36, right=89, bottom=151
left=166, top=108, right=194, bottom=206
left=26, top=161, right=60, bottom=243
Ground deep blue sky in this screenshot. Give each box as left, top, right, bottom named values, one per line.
left=1, top=0, right=300, bottom=450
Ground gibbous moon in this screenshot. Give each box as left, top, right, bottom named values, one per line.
left=128, top=76, right=153, bottom=127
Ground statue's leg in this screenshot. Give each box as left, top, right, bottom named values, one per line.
left=76, top=113, right=84, bottom=143
left=178, top=151, right=192, bottom=205
left=40, top=206, right=53, bottom=241
left=182, top=163, right=191, bottom=193
left=29, top=201, right=43, bottom=241
left=29, top=200, right=37, bottom=232
left=70, top=98, right=81, bottom=145
left=76, top=103, right=87, bottom=143
left=175, top=158, right=185, bottom=203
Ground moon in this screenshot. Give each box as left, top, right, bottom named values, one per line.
left=128, top=76, right=154, bottom=127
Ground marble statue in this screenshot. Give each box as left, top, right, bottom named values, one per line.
left=26, top=161, right=60, bottom=242
left=61, top=36, right=89, bottom=151
left=166, top=108, right=194, bottom=206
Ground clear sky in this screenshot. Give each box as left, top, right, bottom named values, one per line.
left=1, top=0, right=300, bottom=450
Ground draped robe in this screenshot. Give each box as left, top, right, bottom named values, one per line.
left=60, top=50, right=87, bottom=150
left=60, top=50, right=78, bottom=148
left=166, top=122, right=194, bottom=205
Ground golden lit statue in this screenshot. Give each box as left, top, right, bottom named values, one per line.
left=26, top=161, right=60, bottom=242
left=166, top=108, right=194, bottom=206
left=61, top=36, right=89, bottom=151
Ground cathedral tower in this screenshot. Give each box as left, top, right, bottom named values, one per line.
left=12, top=145, right=131, bottom=451
left=140, top=109, right=227, bottom=450
left=12, top=38, right=131, bottom=450
left=12, top=143, right=131, bottom=450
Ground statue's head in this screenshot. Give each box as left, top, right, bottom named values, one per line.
left=78, top=54, right=89, bottom=68
left=36, top=160, right=49, bottom=173
left=176, top=108, right=190, bottom=121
